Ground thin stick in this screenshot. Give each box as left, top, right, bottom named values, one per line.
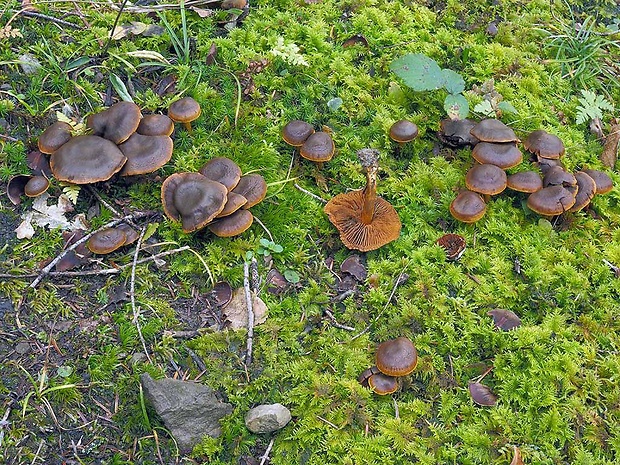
left=324, top=309, right=355, bottom=331
left=0, top=406, right=11, bottom=449
left=0, top=134, right=19, bottom=142
left=243, top=260, right=255, bottom=365
left=294, top=183, right=327, bottom=204
left=392, top=397, right=400, bottom=419
left=100, top=0, right=131, bottom=57
left=259, top=437, right=275, bottom=465
left=28, top=211, right=155, bottom=289
left=131, top=227, right=153, bottom=363
left=253, top=215, right=273, bottom=242
left=19, top=10, right=81, bottom=28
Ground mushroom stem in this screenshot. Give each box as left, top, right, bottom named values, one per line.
left=183, top=121, right=193, bottom=133
left=361, top=164, right=378, bottom=225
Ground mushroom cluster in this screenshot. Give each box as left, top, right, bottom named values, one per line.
left=449, top=120, right=614, bottom=222
left=161, top=157, right=266, bottom=237
left=358, top=337, right=418, bottom=395
left=281, top=120, right=335, bottom=166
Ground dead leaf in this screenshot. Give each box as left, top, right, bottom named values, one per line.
left=601, top=118, right=620, bottom=168
left=21, top=0, right=37, bottom=11
left=342, top=34, right=369, bottom=48
left=487, top=308, right=521, bottom=331
left=7, top=175, right=31, bottom=205
left=111, top=22, right=148, bottom=40
left=222, top=287, right=267, bottom=329
left=340, top=255, right=367, bottom=281
left=266, top=268, right=288, bottom=294
left=190, top=6, right=215, bottom=18
left=205, top=42, right=217, bottom=65
left=510, top=446, right=524, bottom=465
left=211, top=281, right=233, bottom=307
left=16, top=193, right=88, bottom=240
left=468, top=382, right=498, bottom=406
left=436, top=233, right=466, bottom=261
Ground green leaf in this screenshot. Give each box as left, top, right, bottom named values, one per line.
left=473, top=100, right=494, bottom=116
left=109, top=73, right=133, bottom=102
left=441, top=69, right=465, bottom=94
left=271, top=244, right=283, bottom=253
left=498, top=101, right=518, bottom=114
left=444, top=94, right=469, bottom=119
left=142, top=222, right=159, bottom=242
left=63, top=56, right=91, bottom=72
left=327, top=97, right=343, bottom=111
left=284, top=269, right=300, bottom=284
left=390, top=53, right=444, bottom=91
left=56, top=366, right=73, bottom=378
left=259, top=238, right=271, bottom=247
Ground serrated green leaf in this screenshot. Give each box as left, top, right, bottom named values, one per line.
left=497, top=101, right=518, bottom=114
left=109, top=73, right=133, bottom=102
left=444, top=94, right=469, bottom=119
left=441, top=69, right=465, bottom=94
left=473, top=100, right=494, bottom=116
left=60, top=183, right=81, bottom=204
left=390, top=54, right=443, bottom=91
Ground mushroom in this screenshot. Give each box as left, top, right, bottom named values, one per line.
left=449, top=190, right=487, bottom=223
left=199, top=157, right=242, bottom=191
left=506, top=171, right=543, bottom=193
left=231, top=174, right=267, bottom=209
left=38, top=122, right=73, bottom=154
left=389, top=119, right=419, bottom=147
left=471, top=142, right=523, bottom=169
left=324, top=149, right=401, bottom=252
left=168, top=97, right=201, bottom=133
left=118, top=133, right=174, bottom=176
left=216, top=192, right=248, bottom=218
left=86, top=227, right=127, bottom=254
left=465, top=163, right=507, bottom=200
left=137, top=114, right=175, bottom=137
left=281, top=120, right=315, bottom=147
left=535, top=155, right=565, bottom=175
left=87, top=101, right=142, bottom=144
left=470, top=119, right=519, bottom=143
left=375, top=336, right=418, bottom=377
left=438, top=118, right=479, bottom=148
left=582, top=169, right=613, bottom=194
left=208, top=209, right=254, bottom=237
left=50, top=135, right=127, bottom=184
left=523, top=129, right=565, bottom=159
left=161, top=172, right=228, bottom=233
left=7, top=175, right=33, bottom=205
left=568, top=171, right=597, bottom=212
left=299, top=131, right=335, bottom=167
left=542, top=166, right=577, bottom=188
left=526, top=185, right=576, bottom=216
left=358, top=366, right=399, bottom=395
left=24, top=175, right=50, bottom=197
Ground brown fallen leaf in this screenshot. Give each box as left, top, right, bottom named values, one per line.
left=487, top=308, right=521, bottom=331
left=468, top=381, right=498, bottom=406
left=222, top=287, right=268, bottom=330
left=340, top=254, right=367, bottom=281
left=510, top=445, right=524, bottom=465
left=601, top=118, right=620, bottom=168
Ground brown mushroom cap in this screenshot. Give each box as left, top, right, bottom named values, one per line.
left=208, top=209, right=254, bottom=237
left=368, top=372, right=399, bottom=395
left=161, top=172, right=228, bottom=233
left=199, top=157, right=242, bottom=192
left=450, top=190, right=487, bottom=223
left=50, top=135, right=127, bottom=184
left=507, top=171, right=543, bottom=193
left=7, top=175, right=32, bottom=205
left=216, top=192, right=248, bottom=218
left=465, top=164, right=507, bottom=196
left=569, top=171, right=597, bottom=212
left=137, top=114, right=174, bottom=136
left=527, top=185, right=576, bottom=215
left=324, top=190, right=401, bottom=252
left=38, top=122, right=73, bottom=154
left=389, top=119, right=419, bottom=144
left=470, top=119, right=519, bottom=143
left=87, top=101, right=142, bottom=144
left=542, top=166, right=577, bottom=188
left=168, top=97, right=201, bottom=124
left=231, top=174, right=267, bottom=208
left=524, top=130, right=565, bottom=159
left=87, top=227, right=127, bottom=254
left=281, top=120, right=315, bottom=147
left=472, top=142, right=523, bottom=169
left=24, top=175, right=50, bottom=197
left=299, top=131, right=335, bottom=163
left=536, top=155, right=565, bottom=175
left=116, top=223, right=140, bottom=246
left=583, top=169, right=613, bottom=194
left=438, top=118, right=479, bottom=147
left=375, top=336, right=418, bottom=377
left=118, top=133, right=174, bottom=176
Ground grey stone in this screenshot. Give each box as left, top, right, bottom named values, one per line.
left=140, top=373, right=233, bottom=453
left=15, top=342, right=31, bottom=355
left=245, top=403, right=291, bottom=434
left=19, top=53, right=42, bottom=75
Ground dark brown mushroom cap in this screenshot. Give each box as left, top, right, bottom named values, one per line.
left=87, top=227, right=127, bottom=254
left=507, top=171, right=543, bottom=193
left=438, top=118, right=479, bottom=147
left=299, top=131, right=335, bottom=162
left=38, top=122, right=73, bottom=154
left=118, top=133, right=174, bottom=176
left=116, top=223, right=140, bottom=246
left=24, top=175, right=50, bottom=197
left=472, top=142, right=523, bottom=169
left=470, top=119, right=519, bottom=143
left=281, top=120, right=315, bottom=147
left=527, top=185, right=576, bottom=215
left=87, top=101, right=142, bottom=144
left=569, top=171, right=597, bottom=212
left=208, top=209, right=254, bottom=237
left=465, top=164, right=507, bottom=195
left=358, top=366, right=381, bottom=387
left=583, top=169, right=613, bottom=194
left=7, top=175, right=32, bottom=205
left=375, top=336, right=418, bottom=377
left=231, top=174, right=267, bottom=208
left=542, top=166, right=577, bottom=188
left=389, top=119, right=419, bottom=144
left=161, top=172, right=228, bottom=233
left=168, top=97, right=201, bottom=124
left=323, top=190, right=401, bottom=252
left=368, top=372, right=399, bottom=395
left=50, top=135, right=127, bottom=184
left=524, top=130, right=565, bottom=159
left=137, top=114, right=174, bottom=136
left=450, top=190, right=487, bottom=223
left=216, top=192, right=247, bottom=218
left=536, top=155, right=565, bottom=175
left=199, top=157, right=242, bottom=191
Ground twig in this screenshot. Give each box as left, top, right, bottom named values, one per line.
left=166, top=329, right=200, bottom=339
left=392, top=397, right=400, bottom=419
left=185, top=346, right=207, bottom=371
left=100, top=0, right=131, bottom=57
left=130, top=226, right=153, bottom=363
left=0, top=134, right=19, bottom=142
left=331, top=289, right=355, bottom=303
left=18, top=10, right=81, bottom=28
left=294, top=183, right=327, bottom=204
left=253, top=215, right=273, bottom=242
left=28, top=211, right=156, bottom=289
left=243, top=259, right=255, bottom=365
left=259, top=437, right=275, bottom=465
left=324, top=309, right=355, bottom=331
left=0, top=406, right=11, bottom=449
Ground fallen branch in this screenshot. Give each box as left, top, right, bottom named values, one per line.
left=324, top=309, right=355, bottom=331
left=259, top=437, right=275, bottom=465
left=130, top=227, right=153, bottom=363
left=294, top=183, right=327, bottom=204
left=18, top=10, right=81, bottom=28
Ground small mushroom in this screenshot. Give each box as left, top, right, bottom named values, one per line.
left=231, top=174, right=267, bottom=209
left=506, top=171, right=543, bottom=193
left=281, top=120, right=315, bottom=147
left=470, top=119, right=519, bottom=143
left=535, top=155, right=565, bottom=175
left=87, top=101, right=142, bottom=145
left=299, top=131, right=335, bottom=165
left=208, top=209, right=254, bottom=237
left=471, top=142, right=523, bottom=169
left=523, top=129, right=565, bottom=159
left=389, top=119, right=419, bottom=147
left=542, top=166, right=576, bottom=188
left=465, top=164, right=507, bottom=199
left=24, top=175, right=50, bottom=197
left=38, top=122, right=73, bottom=154
left=7, top=175, right=32, bottom=205
left=199, top=157, right=242, bottom=191
left=118, top=133, right=174, bottom=176
left=137, top=114, right=175, bottom=136
left=358, top=366, right=399, bottom=395
left=168, top=97, right=201, bottom=133
left=438, top=118, right=479, bottom=148
left=582, top=169, right=613, bottom=195
left=526, top=185, right=576, bottom=216
left=87, top=227, right=127, bottom=254
left=116, top=223, right=140, bottom=246
left=450, top=190, right=487, bottom=223
left=324, top=149, right=401, bottom=252
left=216, top=192, right=248, bottom=218
left=375, top=336, right=418, bottom=377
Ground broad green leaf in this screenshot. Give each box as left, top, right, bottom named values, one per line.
left=444, top=94, right=469, bottom=119
left=327, top=97, right=343, bottom=111
left=390, top=53, right=443, bottom=91
left=498, top=101, right=518, bottom=114
left=441, top=69, right=465, bottom=94
left=284, top=269, right=300, bottom=284
left=473, top=100, right=494, bottom=116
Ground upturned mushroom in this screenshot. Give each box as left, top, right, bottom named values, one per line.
left=299, top=131, right=335, bottom=167
left=449, top=190, right=487, bottom=223
left=118, top=133, right=174, bottom=176
left=87, top=227, right=127, bottom=254
left=199, top=157, right=242, bottom=192
left=526, top=185, right=576, bottom=216
left=168, top=97, right=201, bottom=133
left=324, top=149, right=401, bottom=252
